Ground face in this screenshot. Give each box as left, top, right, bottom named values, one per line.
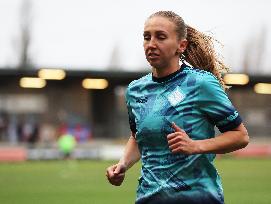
left=143, top=16, right=187, bottom=70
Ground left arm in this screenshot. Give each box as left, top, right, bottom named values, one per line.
left=167, top=73, right=250, bottom=155
left=195, top=123, right=249, bottom=154
left=167, top=122, right=249, bottom=154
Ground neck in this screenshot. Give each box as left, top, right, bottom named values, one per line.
left=152, top=62, right=182, bottom=78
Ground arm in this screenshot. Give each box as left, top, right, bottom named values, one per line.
left=118, top=133, right=141, bottom=169
left=167, top=123, right=249, bottom=155
left=196, top=123, right=249, bottom=154
left=106, top=133, right=140, bottom=186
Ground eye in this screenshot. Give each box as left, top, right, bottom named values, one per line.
left=157, top=34, right=167, bottom=40
left=143, top=34, right=151, bottom=41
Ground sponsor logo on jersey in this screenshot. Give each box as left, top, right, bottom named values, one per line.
left=136, top=96, right=148, bottom=103
left=217, top=111, right=239, bottom=126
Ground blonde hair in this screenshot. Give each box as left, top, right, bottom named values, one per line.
left=148, top=11, right=229, bottom=89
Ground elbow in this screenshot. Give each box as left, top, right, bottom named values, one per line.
left=240, top=128, right=249, bottom=149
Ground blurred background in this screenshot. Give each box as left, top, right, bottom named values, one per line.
left=0, top=0, right=270, bottom=203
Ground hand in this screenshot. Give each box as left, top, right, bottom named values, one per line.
left=106, top=163, right=127, bottom=186
left=167, top=122, right=200, bottom=155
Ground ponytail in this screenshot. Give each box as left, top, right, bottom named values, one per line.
left=183, top=25, right=229, bottom=89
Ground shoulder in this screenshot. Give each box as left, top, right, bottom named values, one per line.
left=183, top=66, right=217, bottom=81
left=183, top=66, right=221, bottom=90
left=127, top=73, right=152, bottom=92
left=126, top=73, right=152, bottom=99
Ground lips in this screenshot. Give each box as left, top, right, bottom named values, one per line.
left=147, top=52, right=160, bottom=60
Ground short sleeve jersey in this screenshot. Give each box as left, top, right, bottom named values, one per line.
left=125, top=64, right=242, bottom=204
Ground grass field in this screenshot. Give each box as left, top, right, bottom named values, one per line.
left=0, top=158, right=270, bottom=204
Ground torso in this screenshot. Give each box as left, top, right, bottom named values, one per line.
left=126, top=64, right=239, bottom=204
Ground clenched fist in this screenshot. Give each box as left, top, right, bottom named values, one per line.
left=167, top=122, right=200, bottom=155
left=106, top=163, right=127, bottom=186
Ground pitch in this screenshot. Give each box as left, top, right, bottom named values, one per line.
left=0, top=158, right=270, bottom=204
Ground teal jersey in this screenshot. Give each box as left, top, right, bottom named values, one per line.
left=126, top=64, right=242, bottom=204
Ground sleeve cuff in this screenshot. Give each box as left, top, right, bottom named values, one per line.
left=129, top=120, right=137, bottom=134
left=217, top=115, right=242, bottom=133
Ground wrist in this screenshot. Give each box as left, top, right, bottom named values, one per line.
left=195, top=140, right=205, bottom=154
left=118, top=160, right=128, bottom=171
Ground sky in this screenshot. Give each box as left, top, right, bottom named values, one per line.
left=0, top=0, right=270, bottom=74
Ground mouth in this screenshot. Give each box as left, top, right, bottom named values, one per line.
left=147, top=52, right=160, bottom=59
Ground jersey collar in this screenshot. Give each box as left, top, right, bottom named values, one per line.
left=152, top=63, right=186, bottom=83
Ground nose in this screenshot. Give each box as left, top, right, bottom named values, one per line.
left=147, top=37, right=157, bottom=48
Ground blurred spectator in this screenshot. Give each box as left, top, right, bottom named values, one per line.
left=17, top=119, right=39, bottom=146
left=39, top=123, right=57, bottom=147
left=57, top=134, right=76, bottom=159
left=27, top=123, right=39, bottom=147
left=0, top=111, right=8, bottom=141
left=58, top=123, right=92, bottom=143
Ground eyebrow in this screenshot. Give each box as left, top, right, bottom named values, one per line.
left=156, top=31, right=167, bottom=35
left=143, top=30, right=168, bottom=35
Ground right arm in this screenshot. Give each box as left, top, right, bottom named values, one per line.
left=119, top=133, right=141, bottom=170
left=106, top=133, right=140, bottom=186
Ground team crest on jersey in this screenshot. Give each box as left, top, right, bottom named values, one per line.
left=167, top=87, right=185, bottom=106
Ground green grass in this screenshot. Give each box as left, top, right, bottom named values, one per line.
left=0, top=158, right=270, bottom=204
left=216, top=158, right=271, bottom=204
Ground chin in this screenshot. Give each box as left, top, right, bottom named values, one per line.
left=148, top=60, right=161, bottom=69
left=150, top=63, right=165, bottom=70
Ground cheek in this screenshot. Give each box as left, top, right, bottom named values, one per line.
left=143, top=43, right=148, bottom=52
left=169, top=43, right=179, bottom=54
left=162, top=45, right=177, bottom=56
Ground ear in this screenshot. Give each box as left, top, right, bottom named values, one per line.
left=177, top=39, right=188, bottom=54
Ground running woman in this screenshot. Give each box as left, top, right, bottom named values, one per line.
left=106, top=11, right=249, bottom=204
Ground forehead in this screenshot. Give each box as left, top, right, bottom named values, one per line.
left=144, top=16, right=176, bottom=33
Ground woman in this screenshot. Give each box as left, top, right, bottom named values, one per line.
left=106, top=11, right=249, bottom=204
